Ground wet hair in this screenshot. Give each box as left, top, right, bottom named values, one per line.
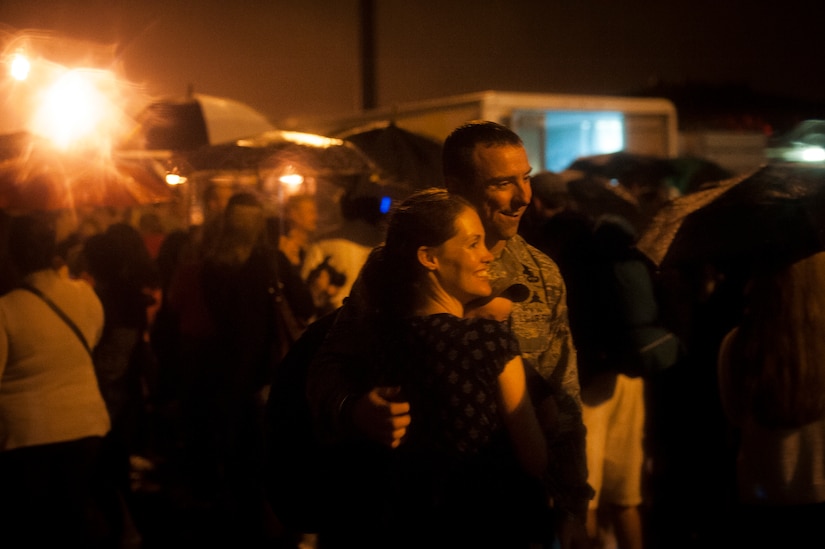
left=360, top=187, right=474, bottom=318
left=730, top=251, right=825, bottom=427
left=8, top=214, right=57, bottom=276
left=84, top=222, right=160, bottom=289
left=443, top=120, right=524, bottom=197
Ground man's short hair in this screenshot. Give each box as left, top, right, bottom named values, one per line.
left=443, top=120, right=524, bottom=196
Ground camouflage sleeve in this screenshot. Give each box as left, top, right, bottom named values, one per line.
left=546, top=328, right=593, bottom=519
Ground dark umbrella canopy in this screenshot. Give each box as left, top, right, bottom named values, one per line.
left=531, top=169, right=645, bottom=230
left=0, top=132, right=172, bottom=212
left=177, top=130, right=388, bottom=235
left=569, top=151, right=734, bottom=194
left=564, top=170, right=644, bottom=229
left=181, top=130, right=377, bottom=180
left=637, top=163, right=825, bottom=269
left=666, top=156, right=734, bottom=194
left=335, top=122, right=444, bottom=192
left=568, top=151, right=675, bottom=188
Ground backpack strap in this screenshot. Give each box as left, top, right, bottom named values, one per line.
left=19, top=284, right=93, bottom=359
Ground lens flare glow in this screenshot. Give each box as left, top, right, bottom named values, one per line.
left=2, top=30, right=150, bottom=153
left=165, top=173, right=187, bottom=185
left=0, top=30, right=173, bottom=215
left=279, top=173, right=305, bottom=187
left=801, top=146, right=825, bottom=162
left=9, top=53, right=30, bottom=81
left=31, top=69, right=129, bottom=150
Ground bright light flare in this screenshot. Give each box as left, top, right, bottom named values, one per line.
left=239, top=131, right=344, bottom=149
left=165, top=173, right=187, bottom=185
left=31, top=69, right=127, bottom=150
left=801, top=146, right=825, bottom=162
left=279, top=173, right=305, bottom=187
left=10, top=53, right=30, bottom=80
left=2, top=31, right=148, bottom=151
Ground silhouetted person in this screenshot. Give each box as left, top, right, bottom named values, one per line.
left=81, top=222, right=163, bottom=546
left=718, top=251, right=825, bottom=548
left=164, top=192, right=285, bottom=545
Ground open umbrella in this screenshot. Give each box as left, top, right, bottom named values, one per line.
left=0, top=132, right=172, bottom=212
left=335, top=122, right=443, bottom=192
left=561, top=170, right=644, bottom=228
left=666, top=156, right=734, bottom=194
left=174, top=130, right=385, bottom=236
left=182, top=130, right=376, bottom=179
left=123, top=93, right=275, bottom=151
left=568, top=151, right=675, bottom=187
left=637, top=163, right=825, bottom=269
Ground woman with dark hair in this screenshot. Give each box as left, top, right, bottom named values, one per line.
left=313, top=188, right=549, bottom=548
left=718, top=251, right=825, bottom=548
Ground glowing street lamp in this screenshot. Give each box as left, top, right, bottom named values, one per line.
left=9, top=52, right=30, bottom=81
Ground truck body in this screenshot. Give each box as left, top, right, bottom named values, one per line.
left=284, top=90, right=679, bottom=173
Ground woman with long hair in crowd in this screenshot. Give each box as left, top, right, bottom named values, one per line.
left=718, top=251, right=825, bottom=548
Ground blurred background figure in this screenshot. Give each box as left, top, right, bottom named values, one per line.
left=520, top=169, right=681, bottom=549
left=518, top=170, right=579, bottom=250
left=304, top=256, right=347, bottom=318
left=302, top=192, right=387, bottom=310
left=0, top=210, right=14, bottom=295
left=160, top=191, right=289, bottom=546
left=717, top=251, right=825, bottom=549
left=576, top=216, right=680, bottom=549
left=138, top=211, right=168, bottom=261
left=273, top=194, right=319, bottom=327
left=0, top=213, right=114, bottom=548
left=279, top=194, right=320, bottom=271
left=80, top=221, right=164, bottom=547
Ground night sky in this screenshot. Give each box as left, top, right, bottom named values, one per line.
left=1, top=0, right=821, bottom=127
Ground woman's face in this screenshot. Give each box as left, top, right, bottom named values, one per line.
left=430, top=207, right=494, bottom=304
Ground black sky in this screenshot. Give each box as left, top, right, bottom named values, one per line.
left=1, top=0, right=821, bottom=127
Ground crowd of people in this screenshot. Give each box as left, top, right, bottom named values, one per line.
left=1, top=120, right=824, bottom=549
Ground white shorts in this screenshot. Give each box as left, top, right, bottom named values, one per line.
left=582, top=372, right=646, bottom=509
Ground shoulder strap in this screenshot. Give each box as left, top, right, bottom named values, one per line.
left=19, top=284, right=94, bottom=359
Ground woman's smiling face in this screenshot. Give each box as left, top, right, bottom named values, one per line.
left=429, top=206, right=494, bottom=304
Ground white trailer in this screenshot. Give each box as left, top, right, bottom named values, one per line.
left=283, top=90, right=679, bottom=173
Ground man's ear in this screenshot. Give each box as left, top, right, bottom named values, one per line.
left=417, top=246, right=437, bottom=271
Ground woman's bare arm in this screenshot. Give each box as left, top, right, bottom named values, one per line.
left=498, top=355, right=549, bottom=478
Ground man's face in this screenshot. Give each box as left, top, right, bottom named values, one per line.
left=467, top=143, right=532, bottom=252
